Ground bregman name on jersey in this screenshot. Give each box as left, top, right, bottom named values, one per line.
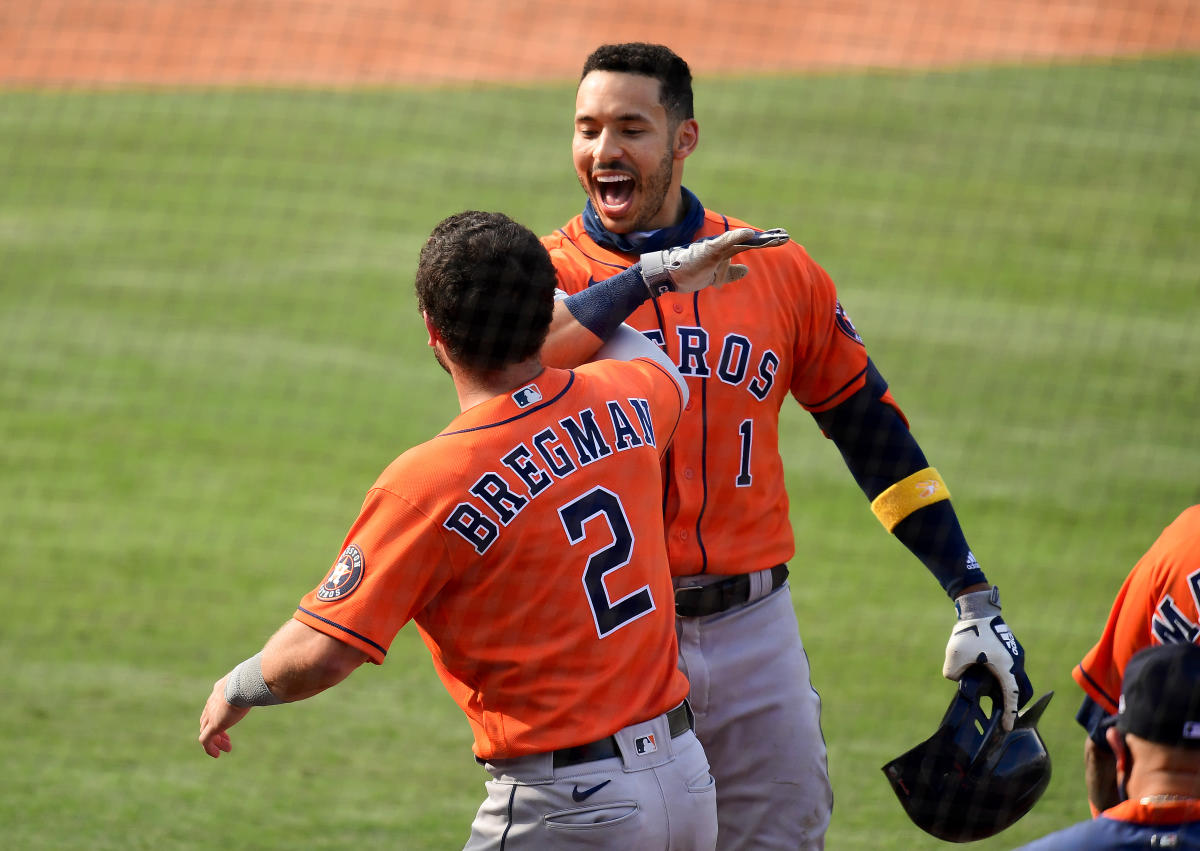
left=443, top=396, right=657, bottom=555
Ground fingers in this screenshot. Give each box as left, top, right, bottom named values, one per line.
left=199, top=675, right=244, bottom=759
left=741, top=227, right=790, bottom=248
left=200, top=729, right=233, bottom=758
left=713, top=228, right=790, bottom=262
left=983, top=664, right=1020, bottom=731
left=720, top=264, right=749, bottom=285
left=708, top=227, right=755, bottom=251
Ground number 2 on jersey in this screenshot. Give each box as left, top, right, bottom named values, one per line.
left=558, top=486, right=655, bottom=639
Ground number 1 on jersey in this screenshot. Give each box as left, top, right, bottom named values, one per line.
left=736, top=419, right=753, bottom=487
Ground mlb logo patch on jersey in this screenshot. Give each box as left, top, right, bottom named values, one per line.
left=317, top=544, right=364, bottom=601
left=512, top=383, right=543, bottom=408
left=634, top=733, right=657, bottom=755
left=834, top=300, right=863, bottom=345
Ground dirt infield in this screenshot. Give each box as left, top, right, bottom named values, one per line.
left=2, top=0, right=1197, bottom=86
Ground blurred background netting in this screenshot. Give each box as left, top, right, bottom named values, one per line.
left=1, top=3, right=1198, bottom=850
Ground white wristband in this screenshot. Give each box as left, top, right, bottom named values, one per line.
left=224, top=652, right=284, bottom=708
left=955, top=585, right=1001, bottom=619
left=639, top=251, right=677, bottom=296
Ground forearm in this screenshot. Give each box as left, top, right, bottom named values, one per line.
left=200, top=614, right=369, bottom=758
left=542, top=299, right=607, bottom=368
left=543, top=228, right=788, bottom=369
left=543, top=265, right=651, bottom=368
left=813, top=360, right=986, bottom=598
left=257, top=618, right=368, bottom=702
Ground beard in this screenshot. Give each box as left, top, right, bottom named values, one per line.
left=630, top=145, right=677, bottom=232
left=431, top=344, right=451, bottom=376
left=584, top=143, right=677, bottom=234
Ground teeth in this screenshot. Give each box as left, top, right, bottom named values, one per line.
left=596, top=174, right=632, bottom=183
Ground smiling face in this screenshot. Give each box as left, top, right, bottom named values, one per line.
left=572, top=70, right=698, bottom=235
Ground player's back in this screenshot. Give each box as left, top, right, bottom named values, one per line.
left=385, top=360, right=689, bottom=758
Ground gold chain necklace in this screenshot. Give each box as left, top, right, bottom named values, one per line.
left=1139, top=794, right=1200, bottom=804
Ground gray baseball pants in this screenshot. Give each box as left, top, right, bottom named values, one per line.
left=675, top=572, right=833, bottom=850
left=464, top=702, right=717, bottom=850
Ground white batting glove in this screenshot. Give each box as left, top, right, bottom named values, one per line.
left=943, top=585, right=1033, bottom=731
left=640, top=227, right=788, bottom=296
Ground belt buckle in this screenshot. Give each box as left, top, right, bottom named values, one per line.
left=674, top=584, right=710, bottom=617
left=674, top=585, right=705, bottom=605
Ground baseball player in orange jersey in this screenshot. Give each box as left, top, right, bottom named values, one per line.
left=1073, top=504, right=1200, bottom=814
left=198, top=210, right=788, bottom=849
left=538, top=43, right=1036, bottom=849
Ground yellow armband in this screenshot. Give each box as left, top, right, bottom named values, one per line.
left=870, top=468, right=951, bottom=532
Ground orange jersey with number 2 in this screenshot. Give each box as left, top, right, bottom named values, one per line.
left=295, top=360, right=690, bottom=760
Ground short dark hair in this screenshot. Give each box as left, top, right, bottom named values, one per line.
left=581, top=42, right=694, bottom=123
left=414, top=211, right=555, bottom=372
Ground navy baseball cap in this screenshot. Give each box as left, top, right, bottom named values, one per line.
left=1118, top=642, right=1200, bottom=749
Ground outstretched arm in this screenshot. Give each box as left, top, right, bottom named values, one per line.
left=198, top=618, right=369, bottom=758
left=813, top=360, right=1033, bottom=729
left=544, top=300, right=607, bottom=369
left=542, top=227, right=788, bottom=368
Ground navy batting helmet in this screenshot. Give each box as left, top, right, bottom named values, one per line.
left=882, top=666, right=1053, bottom=843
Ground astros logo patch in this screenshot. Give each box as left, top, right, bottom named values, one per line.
left=834, top=300, right=863, bottom=344
left=317, top=544, right=364, bottom=601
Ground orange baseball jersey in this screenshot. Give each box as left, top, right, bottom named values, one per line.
left=1073, top=504, right=1200, bottom=714
left=543, top=210, right=901, bottom=576
left=295, top=360, right=690, bottom=759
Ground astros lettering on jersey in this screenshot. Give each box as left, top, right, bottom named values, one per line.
left=1074, top=505, right=1200, bottom=714
left=294, top=359, right=691, bottom=760
left=543, top=209, right=905, bottom=576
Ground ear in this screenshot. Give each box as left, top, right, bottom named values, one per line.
left=673, top=118, right=699, bottom=160
left=1106, top=726, right=1130, bottom=775
left=422, top=311, right=440, bottom=348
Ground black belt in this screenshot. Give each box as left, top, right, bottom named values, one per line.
left=674, top=565, right=789, bottom=618
left=552, top=701, right=694, bottom=769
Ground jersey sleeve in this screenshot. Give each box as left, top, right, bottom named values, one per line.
left=542, top=232, right=595, bottom=295
left=1073, top=507, right=1200, bottom=715
left=786, top=248, right=872, bottom=413
left=295, top=486, right=453, bottom=664
left=1073, top=552, right=1166, bottom=714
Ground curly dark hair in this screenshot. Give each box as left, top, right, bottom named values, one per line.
left=581, top=42, right=694, bottom=123
left=414, top=211, right=556, bottom=373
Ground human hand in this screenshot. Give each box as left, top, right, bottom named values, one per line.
left=942, top=585, right=1034, bottom=731
left=639, top=227, right=789, bottom=296
left=198, top=674, right=252, bottom=758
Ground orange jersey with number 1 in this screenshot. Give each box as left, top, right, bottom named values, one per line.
left=1073, top=505, right=1200, bottom=714
left=295, top=360, right=690, bottom=760
left=544, top=210, right=902, bottom=576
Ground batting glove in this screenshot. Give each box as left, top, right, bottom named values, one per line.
left=640, top=227, right=788, bottom=296
left=943, top=585, right=1034, bottom=731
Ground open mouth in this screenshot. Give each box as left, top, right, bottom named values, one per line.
left=594, top=173, right=635, bottom=217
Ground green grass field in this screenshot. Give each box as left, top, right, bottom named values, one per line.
left=2, top=55, right=1197, bottom=849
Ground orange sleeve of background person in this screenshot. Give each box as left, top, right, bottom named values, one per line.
left=1073, top=505, right=1200, bottom=714
left=543, top=210, right=899, bottom=575
left=295, top=360, right=690, bottom=759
